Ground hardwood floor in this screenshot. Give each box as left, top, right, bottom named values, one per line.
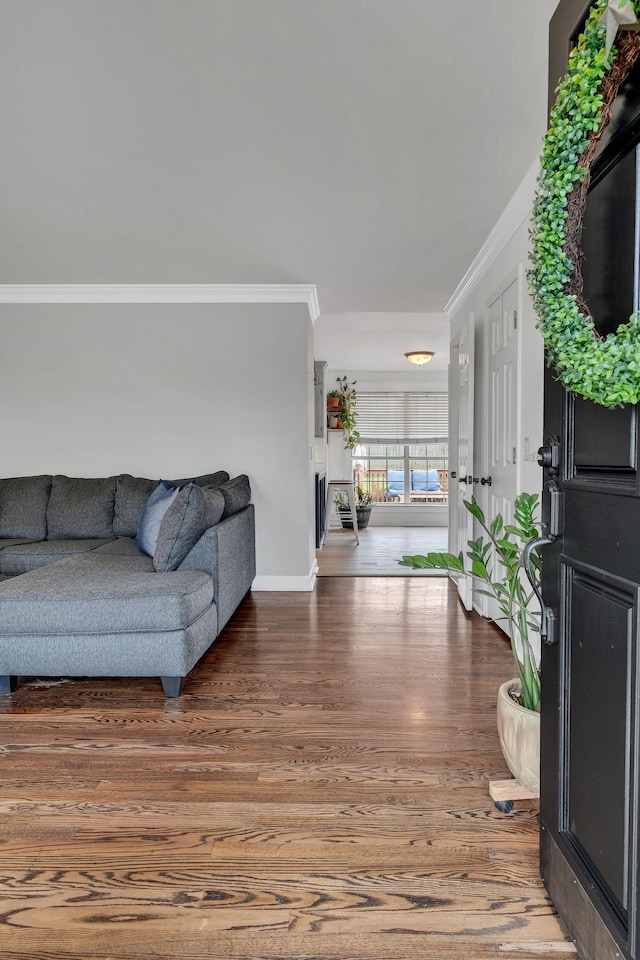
left=318, top=525, right=449, bottom=576
left=0, top=578, right=574, bottom=959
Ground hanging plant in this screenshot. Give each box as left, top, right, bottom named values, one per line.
left=333, top=376, right=360, bottom=450
left=528, top=0, right=640, bottom=408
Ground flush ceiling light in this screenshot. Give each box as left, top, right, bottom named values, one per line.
left=404, top=351, right=434, bottom=366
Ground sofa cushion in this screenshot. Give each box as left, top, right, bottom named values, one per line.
left=0, top=539, right=114, bottom=577
left=47, top=476, right=118, bottom=540
left=135, top=482, right=183, bottom=557
left=0, top=553, right=213, bottom=635
left=113, top=472, right=229, bottom=537
left=386, top=470, right=404, bottom=495
left=153, top=484, right=225, bottom=573
left=0, top=538, right=38, bottom=552
left=0, top=476, right=52, bottom=539
left=411, top=469, right=440, bottom=493
left=91, top=537, right=148, bottom=558
left=219, top=475, right=251, bottom=520
left=113, top=475, right=158, bottom=537
left=171, top=471, right=230, bottom=489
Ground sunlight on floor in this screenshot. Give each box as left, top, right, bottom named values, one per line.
left=317, top=525, right=449, bottom=576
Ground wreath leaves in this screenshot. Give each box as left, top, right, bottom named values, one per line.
left=528, top=0, right=640, bottom=407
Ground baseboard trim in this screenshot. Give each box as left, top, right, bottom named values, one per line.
left=253, top=561, right=318, bottom=592
left=0, top=283, right=320, bottom=322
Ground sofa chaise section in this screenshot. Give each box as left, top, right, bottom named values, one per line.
left=0, top=552, right=217, bottom=697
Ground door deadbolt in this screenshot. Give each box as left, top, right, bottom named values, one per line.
left=537, top=436, right=560, bottom=474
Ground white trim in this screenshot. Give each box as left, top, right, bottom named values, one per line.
left=444, top=157, right=539, bottom=317
left=0, top=283, right=321, bottom=322
left=252, top=560, right=318, bottom=592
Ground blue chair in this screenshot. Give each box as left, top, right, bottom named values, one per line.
left=386, top=469, right=404, bottom=501
left=410, top=469, right=440, bottom=494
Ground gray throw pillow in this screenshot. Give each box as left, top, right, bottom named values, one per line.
left=219, top=474, right=251, bottom=520
left=113, top=474, right=158, bottom=537
left=170, top=470, right=230, bottom=488
left=113, top=472, right=227, bottom=536
left=47, top=476, right=118, bottom=540
left=135, top=482, right=183, bottom=556
left=0, top=475, right=52, bottom=539
left=153, top=483, right=224, bottom=572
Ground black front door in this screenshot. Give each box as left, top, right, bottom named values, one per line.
left=541, top=4, right=640, bottom=959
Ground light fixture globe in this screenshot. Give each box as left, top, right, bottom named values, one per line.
left=404, top=351, right=434, bottom=366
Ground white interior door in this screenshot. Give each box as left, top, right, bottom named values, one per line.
left=482, top=273, right=520, bottom=625
left=449, top=313, right=475, bottom=610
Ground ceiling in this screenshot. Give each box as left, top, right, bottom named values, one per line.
left=1, top=0, right=559, bottom=368
left=313, top=312, right=451, bottom=374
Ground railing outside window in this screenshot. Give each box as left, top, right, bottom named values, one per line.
left=352, top=443, right=449, bottom=504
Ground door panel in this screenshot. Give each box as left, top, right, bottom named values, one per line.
left=450, top=313, right=475, bottom=610
left=572, top=395, right=637, bottom=476
left=484, top=276, right=519, bottom=621
left=565, top=566, right=635, bottom=918
left=488, top=278, right=518, bottom=502
left=541, top=3, right=640, bottom=958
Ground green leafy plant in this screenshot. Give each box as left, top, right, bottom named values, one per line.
left=400, top=493, right=542, bottom=712
left=333, top=376, right=360, bottom=450
left=528, top=0, right=640, bottom=408
left=334, top=485, right=373, bottom=510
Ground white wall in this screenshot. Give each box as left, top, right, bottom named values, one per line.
left=0, top=302, right=316, bottom=588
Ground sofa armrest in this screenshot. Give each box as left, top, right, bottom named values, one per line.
left=177, top=504, right=255, bottom=632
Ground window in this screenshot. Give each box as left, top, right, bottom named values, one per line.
left=352, top=393, right=448, bottom=505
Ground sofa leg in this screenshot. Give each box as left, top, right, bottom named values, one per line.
left=0, top=676, right=17, bottom=695
left=161, top=676, right=184, bottom=697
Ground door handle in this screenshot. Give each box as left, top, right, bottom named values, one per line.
left=480, top=476, right=492, bottom=486
left=544, top=477, right=561, bottom=538
left=523, top=535, right=557, bottom=646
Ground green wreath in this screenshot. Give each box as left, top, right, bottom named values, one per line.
left=528, top=0, right=640, bottom=407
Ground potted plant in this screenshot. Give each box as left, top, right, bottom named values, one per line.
left=333, top=376, right=360, bottom=450
left=400, top=492, right=542, bottom=805
left=334, top=485, right=373, bottom=530
left=327, top=390, right=341, bottom=410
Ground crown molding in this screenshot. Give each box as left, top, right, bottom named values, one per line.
left=0, top=283, right=321, bottom=322
left=444, top=157, right=539, bottom=317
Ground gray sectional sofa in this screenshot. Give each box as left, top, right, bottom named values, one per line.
left=0, top=472, right=255, bottom=697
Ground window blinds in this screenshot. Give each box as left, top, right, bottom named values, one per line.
left=356, top=392, right=448, bottom=443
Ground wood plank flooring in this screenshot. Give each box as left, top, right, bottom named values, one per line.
left=0, top=578, right=574, bottom=959
left=318, top=525, right=449, bottom=576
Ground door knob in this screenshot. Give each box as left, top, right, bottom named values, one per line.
left=480, top=476, right=492, bottom=486
left=458, top=476, right=468, bottom=484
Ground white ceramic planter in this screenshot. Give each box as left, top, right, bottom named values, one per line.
left=496, top=679, right=540, bottom=794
